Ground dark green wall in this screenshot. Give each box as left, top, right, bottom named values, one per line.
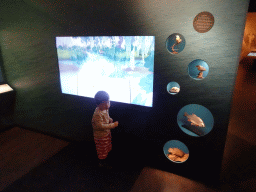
left=0, top=0, right=249, bottom=184
left=0, top=0, right=95, bottom=140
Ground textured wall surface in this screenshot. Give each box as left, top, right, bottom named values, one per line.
left=0, top=0, right=249, bottom=184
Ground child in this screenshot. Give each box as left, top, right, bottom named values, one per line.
left=91, top=91, right=118, bottom=168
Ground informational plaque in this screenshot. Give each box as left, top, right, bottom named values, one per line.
left=193, top=11, right=214, bottom=33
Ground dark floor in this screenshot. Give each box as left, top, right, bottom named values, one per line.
left=2, top=133, right=147, bottom=192
left=3, top=132, right=255, bottom=192
left=219, top=133, right=256, bottom=191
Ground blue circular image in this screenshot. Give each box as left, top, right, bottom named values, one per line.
left=188, top=59, right=209, bottom=80
left=163, top=140, right=189, bottom=163
left=177, top=104, right=214, bottom=137
left=166, top=33, right=186, bottom=54
left=167, top=81, right=180, bottom=95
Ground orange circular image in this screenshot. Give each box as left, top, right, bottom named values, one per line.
left=163, top=140, right=189, bottom=163
left=193, top=11, right=214, bottom=33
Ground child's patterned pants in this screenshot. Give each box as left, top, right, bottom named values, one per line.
left=94, top=132, right=112, bottom=160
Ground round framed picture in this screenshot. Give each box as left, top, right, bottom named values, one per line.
left=177, top=104, right=214, bottom=137
left=163, top=140, right=189, bottom=163
left=188, top=59, right=209, bottom=80
left=193, top=11, right=214, bottom=33
left=166, top=33, right=186, bottom=54
left=167, top=81, right=180, bottom=95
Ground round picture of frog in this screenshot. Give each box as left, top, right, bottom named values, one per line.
left=163, top=140, right=189, bottom=163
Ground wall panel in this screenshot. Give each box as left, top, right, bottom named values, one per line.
left=0, top=0, right=249, bottom=184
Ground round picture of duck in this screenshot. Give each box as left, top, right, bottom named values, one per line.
left=166, top=33, right=186, bottom=54
left=188, top=59, right=209, bottom=80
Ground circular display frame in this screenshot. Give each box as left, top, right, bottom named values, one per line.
left=166, top=33, right=186, bottom=54
left=188, top=59, right=209, bottom=80
left=177, top=104, right=214, bottom=137
left=167, top=81, right=180, bottom=95
left=163, top=140, right=189, bottom=163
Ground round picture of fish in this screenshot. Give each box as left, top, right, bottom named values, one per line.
left=177, top=104, right=214, bottom=137
left=188, top=59, right=209, bottom=80
left=167, top=81, right=180, bottom=95
left=163, top=140, right=189, bottom=163
left=166, top=33, right=186, bottom=54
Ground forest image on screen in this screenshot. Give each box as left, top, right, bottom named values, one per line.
left=56, top=36, right=155, bottom=107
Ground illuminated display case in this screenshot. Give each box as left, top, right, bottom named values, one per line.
left=0, top=64, right=15, bottom=128
left=0, top=84, right=15, bottom=128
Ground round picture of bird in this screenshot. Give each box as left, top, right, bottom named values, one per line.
left=163, top=140, right=189, bottom=163
left=188, top=59, right=209, bottom=80
left=177, top=104, right=214, bottom=137
left=166, top=33, right=186, bottom=54
left=167, top=81, right=180, bottom=95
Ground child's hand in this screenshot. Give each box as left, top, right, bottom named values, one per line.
left=114, top=121, right=118, bottom=127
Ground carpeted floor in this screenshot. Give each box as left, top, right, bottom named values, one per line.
left=1, top=131, right=145, bottom=192
left=0, top=127, right=69, bottom=191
